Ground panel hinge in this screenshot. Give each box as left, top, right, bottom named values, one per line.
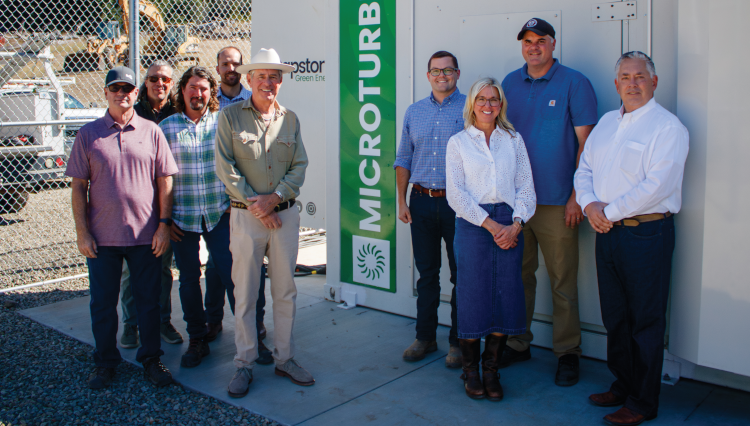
left=592, top=1, right=637, bottom=22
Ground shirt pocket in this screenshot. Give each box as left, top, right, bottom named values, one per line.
left=233, top=131, right=260, bottom=160
left=276, top=136, right=296, bottom=162
left=541, top=96, right=564, bottom=121
left=619, top=140, right=646, bottom=175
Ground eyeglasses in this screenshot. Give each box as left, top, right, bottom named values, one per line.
left=475, top=97, right=501, bottom=107
left=147, top=76, right=172, bottom=84
left=107, top=84, right=136, bottom=93
left=429, top=67, right=458, bottom=77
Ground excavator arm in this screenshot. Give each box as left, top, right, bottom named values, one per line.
left=119, top=0, right=167, bottom=52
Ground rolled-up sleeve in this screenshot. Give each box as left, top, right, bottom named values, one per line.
left=215, top=109, right=256, bottom=202
left=274, top=115, right=308, bottom=201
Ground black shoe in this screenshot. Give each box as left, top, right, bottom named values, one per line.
left=180, top=338, right=211, bottom=368
left=205, top=322, right=222, bottom=342
left=143, top=357, right=173, bottom=387
left=256, top=340, right=273, bottom=365
left=555, top=354, right=580, bottom=387
left=498, top=346, right=531, bottom=369
left=87, top=367, right=115, bottom=389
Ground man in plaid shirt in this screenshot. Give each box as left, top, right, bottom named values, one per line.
left=159, top=66, right=235, bottom=368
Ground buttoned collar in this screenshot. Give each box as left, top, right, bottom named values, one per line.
left=242, top=98, right=287, bottom=118
left=104, top=109, right=138, bottom=130
left=179, top=109, right=212, bottom=126
left=218, top=85, right=252, bottom=101
left=467, top=124, right=502, bottom=139
left=429, top=88, right=462, bottom=107
left=618, top=97, right=656, bottom=123
left=522, top=58, right=561, bottom=82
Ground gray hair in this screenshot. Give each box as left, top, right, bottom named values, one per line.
left=615, top=51, right=655, bottom=78
left=147, top=60, right=173, bottom=75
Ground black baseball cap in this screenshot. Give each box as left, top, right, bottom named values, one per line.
left=517, top=18, right=556, bottom=40
left=105, top=66, right=136, bottom=86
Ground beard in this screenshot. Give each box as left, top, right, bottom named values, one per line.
left=189, top=97, right=206, bottom=111
left=222, top=72, right=240, bottom=87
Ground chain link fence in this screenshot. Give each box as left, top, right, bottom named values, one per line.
left=1, top=0, right=252, bottom=287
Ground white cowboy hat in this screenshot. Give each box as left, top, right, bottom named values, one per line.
left=236, top=48, right=294, bottom=75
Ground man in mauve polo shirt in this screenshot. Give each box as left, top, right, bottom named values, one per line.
left=394, top=51, right=465, bottom=368
left=66, top=66, right=178, bottom=390
left=500, top=18, right=598, bottom=387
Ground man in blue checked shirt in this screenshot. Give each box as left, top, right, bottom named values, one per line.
left=203, top=46, right=271, bottom=359
left=394, top=51, right=465, bottom=368
left=159, top=66, right=244, bottom=368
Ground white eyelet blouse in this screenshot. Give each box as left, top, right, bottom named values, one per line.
left=446, top=125, right=536, bottom=227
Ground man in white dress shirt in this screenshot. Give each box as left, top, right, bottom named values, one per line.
left=574, top=51, right=688, bottom=426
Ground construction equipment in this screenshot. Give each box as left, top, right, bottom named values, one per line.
left=64, top=0, right=201, bottom=72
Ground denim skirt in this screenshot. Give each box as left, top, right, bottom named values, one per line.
left=454, top=203, right=527, bottom=339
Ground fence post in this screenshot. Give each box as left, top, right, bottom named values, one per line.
left=129, top=0, right=140, bottom=82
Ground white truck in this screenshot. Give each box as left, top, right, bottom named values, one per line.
left=0, top=35, right=105, bottom=213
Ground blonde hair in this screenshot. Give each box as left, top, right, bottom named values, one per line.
left=463, top=77, right=515, bottom=134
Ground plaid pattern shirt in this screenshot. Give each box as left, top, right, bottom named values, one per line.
left=159, top=111, right=229, bottom=233
left=218, top=86, right=252, bottom=110
left=394, top=89, right=466, bottom=189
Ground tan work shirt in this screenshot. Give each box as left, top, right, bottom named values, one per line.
left=216, top=99, right=308, bottom=203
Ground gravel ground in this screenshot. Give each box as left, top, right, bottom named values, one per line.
left=0, top=279, right=280, bottom=426
left=0, top=184, right=86, bottom=289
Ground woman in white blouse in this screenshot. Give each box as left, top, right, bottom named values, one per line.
left=446, top=77, right=536, bottom=401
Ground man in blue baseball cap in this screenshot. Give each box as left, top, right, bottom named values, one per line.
left=500, top=18, right=599, bottom=387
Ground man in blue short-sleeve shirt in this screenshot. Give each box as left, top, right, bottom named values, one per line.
left=500, top=18, right=598, bottom=387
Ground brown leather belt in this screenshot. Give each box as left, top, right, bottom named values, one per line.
left=412, top=183, right=446, bottom=197
left=231, top=199, right=296, bottom=212
left=613, top=212, right=672, bottom=227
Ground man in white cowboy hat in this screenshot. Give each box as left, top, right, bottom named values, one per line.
left=215, top=48, right=310, bottom=397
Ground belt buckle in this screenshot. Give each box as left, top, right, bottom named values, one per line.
left=428, top=188, right=434, bottom=197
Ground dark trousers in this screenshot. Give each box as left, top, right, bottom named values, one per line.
left=595, top=216, right=675, bottom=417
left=171, top=213, right=235, bottom=339
left=87, top=245, right=164, bottom=367
left=409, top=190, right=458, bottom=346
left=204, top=255, right=266, bottom=331
left=120, top=245, right=173, bottom=325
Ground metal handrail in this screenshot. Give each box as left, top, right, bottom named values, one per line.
left=0, top=119, right=95, bottom=127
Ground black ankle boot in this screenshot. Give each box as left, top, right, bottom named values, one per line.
left=482, top=334, right=506, bottom=401
left=459, top=339, right=485, bottom=399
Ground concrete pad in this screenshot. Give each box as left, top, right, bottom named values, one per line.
left=19, top=274, right=750, bottom=426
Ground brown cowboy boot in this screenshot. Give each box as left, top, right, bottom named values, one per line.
left=482, top=334, right=506, bottom=401
left=459, top=339, right=485, bottom=399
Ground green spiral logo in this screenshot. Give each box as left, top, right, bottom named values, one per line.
left=357, top=243, right=386, bottom=280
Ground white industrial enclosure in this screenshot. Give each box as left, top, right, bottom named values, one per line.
left=250, top=0, right=750, bottom=391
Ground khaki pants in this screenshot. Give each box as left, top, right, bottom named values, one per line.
left=507, top=204, right=582, bottom=357
left=230, top=206, right=300, bottom=369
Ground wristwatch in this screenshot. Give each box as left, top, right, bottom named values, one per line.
left=160, top=218, right=173, bottom=226
left=274, top=190, right=283, bottom=201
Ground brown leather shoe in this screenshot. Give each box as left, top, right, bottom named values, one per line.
left=205, top=322, right=223, bottom=342
left=589, top=391, right=627, bottom=407
left=459, top=339, right=485, bottom=399
left=482, top=334, right=506, bottom=401
left=445, top=345, right=462, bottom=369
left=258, top=321, right=267, bottom=341
left=603, top=407, right=656, bottom=426
left=403, top=339, right=437, bottom=362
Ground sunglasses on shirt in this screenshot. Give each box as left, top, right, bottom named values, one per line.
left=107, top=84, right=136, bottom=93
left=147, top=76, right=172, bottom=84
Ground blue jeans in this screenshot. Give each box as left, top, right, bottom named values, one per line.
left=119, top=245, right=173, bottom=326
left=87, top=245, right=164, bottom=367
left=409, top=191, right=458, bottom=346
left=595, top=215, right=675, bottom=417
left=204, top=256, right=266, bottom=331
left=171, top=213, right=235, bottom=339
left=454, top=203, right=526, bottom=338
